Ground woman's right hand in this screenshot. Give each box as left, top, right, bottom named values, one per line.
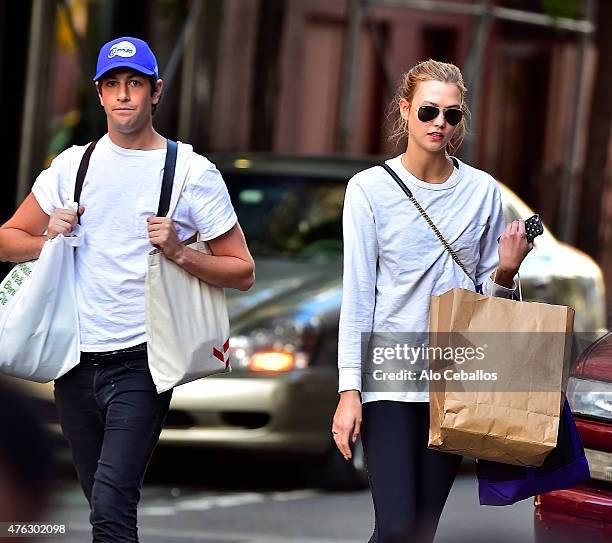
left=47, top=206, right=84, bottom=240
left=332, top=390, right=362, bottom=460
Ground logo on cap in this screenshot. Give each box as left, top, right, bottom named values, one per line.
left=108, top=41, right=136, bottom=59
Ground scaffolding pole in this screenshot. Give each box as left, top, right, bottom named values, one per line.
left=368, top=0, right=594, bottom=33
left=16, top=0, right=56, bottom=205
left=460, top=0, right=492, bottom=164
left=559, top=0, right=597, bottom=244
left=338, top=0, right=364, bottom=153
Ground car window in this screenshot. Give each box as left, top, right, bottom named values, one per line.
left=224, top=172, right=556, bottom=259
left=224, top=173, right=346, bottom=260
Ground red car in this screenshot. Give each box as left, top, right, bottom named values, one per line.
left=534, top=331, right=612, bottom=542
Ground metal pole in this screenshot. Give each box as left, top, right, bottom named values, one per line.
left=367, top=0, right=594, bottom=34
left=16, top=0, right=54, bottom=205
left=337, top=0, right=363, bottom=153
left=177, top=1, right=205, bottom=142
left=161, top=0, right=204, bottom=99
left=559, top=0, right=597, bottom=243
left=460, top=0, right=492, bottom=163
left=364, top=4, right=395, bottom=99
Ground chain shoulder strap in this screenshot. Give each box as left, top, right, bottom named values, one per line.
left=379, top=163, right=471, bottom=280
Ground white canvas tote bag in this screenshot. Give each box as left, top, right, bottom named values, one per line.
left=145, top=141, right=231, bottom=393
left=0, top=220, right=82, bottom=382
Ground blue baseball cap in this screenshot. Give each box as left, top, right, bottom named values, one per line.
left=93, top=36, right=159, bottom=81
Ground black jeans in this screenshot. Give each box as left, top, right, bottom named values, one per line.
left=362, top=401, right=463, bottom=543
left=54, top=347, right=172, bottom=543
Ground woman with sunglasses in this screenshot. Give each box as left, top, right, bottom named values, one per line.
left=332, top=59, right=532, bottom=542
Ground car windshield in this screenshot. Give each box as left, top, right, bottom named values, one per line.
left=224, top=173, right=346, bottom=260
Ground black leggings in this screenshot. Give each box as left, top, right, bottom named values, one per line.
left=362, top=401, right=463, bottom=543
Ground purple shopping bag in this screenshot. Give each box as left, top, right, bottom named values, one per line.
left=476, top=399, right=590, bottom=506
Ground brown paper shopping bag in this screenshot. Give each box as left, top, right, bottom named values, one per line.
left=428, top=288, right=574, bottom=467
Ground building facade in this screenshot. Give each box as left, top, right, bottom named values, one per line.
left=1, top=0, right=610, bottom=323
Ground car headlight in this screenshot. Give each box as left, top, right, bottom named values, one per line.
left=229, top=318, right=319, bottom=372
left=567, top=376, right=612, bottom=422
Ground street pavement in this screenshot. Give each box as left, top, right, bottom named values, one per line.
left=43, top=459, right=535, bottom=543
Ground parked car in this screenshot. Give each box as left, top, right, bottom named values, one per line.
left=9, top=154, right=609, bottom=489
left=534, top=330, right=612, bottom=542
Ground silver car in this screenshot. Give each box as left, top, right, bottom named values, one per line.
left=11, top=154, right=608, bottom=489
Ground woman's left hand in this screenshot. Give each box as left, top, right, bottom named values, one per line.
left=498, top=219, right=533, bottom=275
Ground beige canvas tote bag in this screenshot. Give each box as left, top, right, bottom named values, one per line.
left=145, top=140, right=231, bottom=393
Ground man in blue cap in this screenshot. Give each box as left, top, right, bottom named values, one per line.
left=93, top=37, right=162, bottom=138
left=0, top=36, right=255, bottom=542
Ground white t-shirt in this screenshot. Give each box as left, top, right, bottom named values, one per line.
left=337, top=155, right=516, bottom=403
left=32, top=134, right=237, bottom=351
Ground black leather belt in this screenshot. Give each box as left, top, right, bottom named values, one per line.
left=80, top=343, right=147, bottom=365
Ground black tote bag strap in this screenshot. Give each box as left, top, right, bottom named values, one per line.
left=157, top=139, right=178, bottom=217
left=73, top=140, right=97, bottom=223
left=379, top=163, right=471, bottom=280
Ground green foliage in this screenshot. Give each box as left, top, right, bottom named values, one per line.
left=539, top=0, right=584, bottom=19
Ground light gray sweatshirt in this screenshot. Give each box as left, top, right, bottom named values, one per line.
left=338, top=155, right=516, bottom=403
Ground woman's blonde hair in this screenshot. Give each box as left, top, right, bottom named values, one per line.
left=388, top=59, right=470, bottom=155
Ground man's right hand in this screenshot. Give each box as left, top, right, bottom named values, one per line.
left=47, top=206, right=84, bottom=240
left=332, top=390, right=362, bottom=461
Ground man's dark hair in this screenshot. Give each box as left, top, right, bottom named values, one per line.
left=147, top=76, right=159, bottom=114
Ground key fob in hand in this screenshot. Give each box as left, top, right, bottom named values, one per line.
left=524, top=213, right=544, bottom=243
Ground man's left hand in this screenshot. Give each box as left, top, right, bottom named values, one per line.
left=147, top=216, right=183, bottom=261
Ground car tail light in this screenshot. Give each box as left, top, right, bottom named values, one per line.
left=229, top=319, right=317, bottom=371
left=248, top=351, right=309, bottom=372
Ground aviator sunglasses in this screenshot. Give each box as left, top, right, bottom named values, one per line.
left=417, top=105, right=463, bottom=126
